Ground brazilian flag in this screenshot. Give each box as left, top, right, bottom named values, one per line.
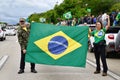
left=26, top=23, right=88, bottom=67
left=63, top=12, right=72, bottom=19
left=87, top=8, right=91, bottom=13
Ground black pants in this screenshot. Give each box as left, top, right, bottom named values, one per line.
left=20, top=50, right=35, bottom=70
left=94, top=44, right=108, bottom=73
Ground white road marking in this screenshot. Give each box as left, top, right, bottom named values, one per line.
left=0, top=55, right=9, bottom=70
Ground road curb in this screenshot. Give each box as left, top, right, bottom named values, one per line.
left=87, top=59, right=120, bottom=80
left=0, top=55, right=9, bottom=70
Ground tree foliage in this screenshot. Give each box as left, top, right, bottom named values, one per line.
left=110, top=3, right=120, bottom=12
left=28, top=0, right=119, bottom=24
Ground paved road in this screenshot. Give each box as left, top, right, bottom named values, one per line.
left=87, top=52, right=120, bottom=76
left=0, top=36, right=117, bottom=80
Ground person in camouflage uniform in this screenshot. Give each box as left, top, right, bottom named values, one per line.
left=17, top=18, right=37, bottom=74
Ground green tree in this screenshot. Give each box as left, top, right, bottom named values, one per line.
left=28, top=0, right=118, bottom=24
left=110, top=3, right=120, bottom=12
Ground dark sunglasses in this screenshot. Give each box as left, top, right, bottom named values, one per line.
left=20, top=21, right=25, bottom=22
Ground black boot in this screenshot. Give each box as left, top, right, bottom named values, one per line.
left=31, top=69, right=37, bottom=73
left=102, top=72, right=107, bottom=76
left=94, top=71, right=100, bottom=74
left=18, top=69, right=24, bottom=74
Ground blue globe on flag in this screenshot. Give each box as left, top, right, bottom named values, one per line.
left=48, top=36, right=68, bottom=55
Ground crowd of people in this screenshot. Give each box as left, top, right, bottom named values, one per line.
left=56, top=10, right=120, bottom=27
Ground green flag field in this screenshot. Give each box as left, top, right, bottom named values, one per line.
left=26, top=23, right=88, bottom=67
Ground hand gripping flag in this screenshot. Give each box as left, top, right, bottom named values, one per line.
left=26, top=23, right=88, bottom=67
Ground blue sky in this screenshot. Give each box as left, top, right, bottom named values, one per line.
left=0, top=0, right=63, bottom=25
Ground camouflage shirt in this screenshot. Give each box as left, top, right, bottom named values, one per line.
left=17, top=26, right=30, bottom=50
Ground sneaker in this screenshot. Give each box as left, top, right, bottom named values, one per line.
left=94, top=71, right=100, bottom=74
left=18, top=70, right=24, bottom=74
left=31, top=69, right=37, bottom=73
left=102, top=72, right=107, bottom=76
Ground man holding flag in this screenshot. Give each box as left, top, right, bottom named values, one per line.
left=17, top=18, right=37, bottom=74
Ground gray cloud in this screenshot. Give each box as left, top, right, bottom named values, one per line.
left=0, top=0, right=63, bottom=24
